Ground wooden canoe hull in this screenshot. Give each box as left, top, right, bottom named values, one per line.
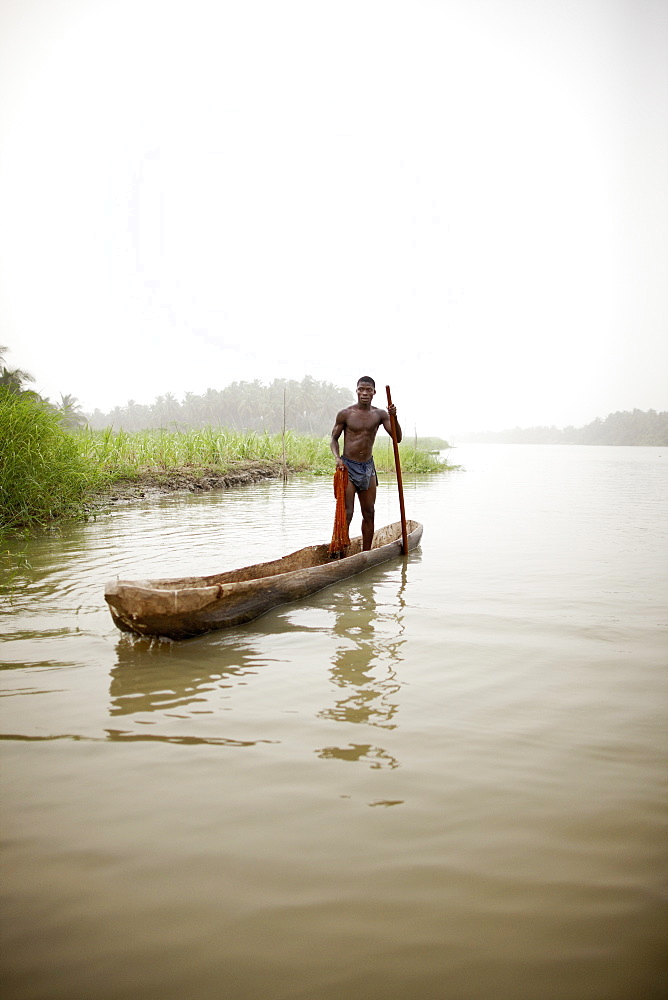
left=105, top=519, right=423, bottom=640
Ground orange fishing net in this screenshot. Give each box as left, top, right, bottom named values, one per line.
left=329, top=465, right=350, bottom=555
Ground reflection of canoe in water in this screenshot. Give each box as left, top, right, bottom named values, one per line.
left=105, top=519, right=423, bottom=641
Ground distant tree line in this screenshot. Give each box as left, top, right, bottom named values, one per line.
left=460, top=410, right=668, bottom=446
left=85, top=377, right=354, bottom=436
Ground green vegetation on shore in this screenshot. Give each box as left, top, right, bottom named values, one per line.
left=1, top=391, right=109, bottom=533
left=78, top=426, right=449, bottom=478
left=1, top=390, right=452, bottom=534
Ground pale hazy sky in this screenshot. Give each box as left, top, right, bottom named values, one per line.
left=0, top=0, right=666, bottom=437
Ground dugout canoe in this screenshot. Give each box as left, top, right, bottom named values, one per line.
left=105, top=519, right=423, bottom=640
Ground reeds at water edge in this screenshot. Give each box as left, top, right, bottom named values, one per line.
left=75, top=427, right=451, bottom=476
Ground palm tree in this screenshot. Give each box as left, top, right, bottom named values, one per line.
left=0, top=345, right=36, bottom=395
left=163, top=391, right=182, bottom=425
left=203, top=387, right=221, bottom=425
left=56, top=393, right=87, bottom=429
left=123, top=399, right=151, bottom=431
left=108, top=405, right=125, bottom=429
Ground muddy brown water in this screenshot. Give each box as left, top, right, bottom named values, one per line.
left=1, top=445, right=666, bottom=1000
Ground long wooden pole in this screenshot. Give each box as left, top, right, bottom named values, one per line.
left=386, top=385, right=408, bottom=556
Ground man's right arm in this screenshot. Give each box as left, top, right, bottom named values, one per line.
left=330, top=410, right=347, bottom=468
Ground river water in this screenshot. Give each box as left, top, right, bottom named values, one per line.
left=1, top=444, right=666, bottom=1000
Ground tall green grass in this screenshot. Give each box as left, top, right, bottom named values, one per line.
left=1, top=411, right=451, bottom=533
left=76, top=427, right=450, bottom=476
left=77, top=426, right=303, bottom=472
left=0, top=390, right=108, bottom=532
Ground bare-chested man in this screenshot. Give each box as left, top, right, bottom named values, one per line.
left=330, top=376, right=402, bottom=551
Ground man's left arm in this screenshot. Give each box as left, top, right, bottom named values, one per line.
left=381, top=406, right=402, bottom=442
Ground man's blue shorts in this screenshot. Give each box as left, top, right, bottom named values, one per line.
left=341, top=456, right=378, bottom=493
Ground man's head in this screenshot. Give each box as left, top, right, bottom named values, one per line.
left=356, top=377, right=376, bottom=406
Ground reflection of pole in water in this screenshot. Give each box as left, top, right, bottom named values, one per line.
left=316, top=742, right=399, bottom=770
left=316, top=564, right=408, bottom=768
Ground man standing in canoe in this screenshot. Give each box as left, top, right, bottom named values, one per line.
left=330, top=376, right=402, bottom=551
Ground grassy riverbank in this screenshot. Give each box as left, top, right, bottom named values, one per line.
left=1, top=393, right=453, bottom=534
left=77, top=427, right=450, bottom=477
left=1, top=392, right=106, bottom=534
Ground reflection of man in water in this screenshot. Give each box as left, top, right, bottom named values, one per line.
left=316, top=572, right=406, bottom=770
left=330, top=376, right=402, bottom=551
